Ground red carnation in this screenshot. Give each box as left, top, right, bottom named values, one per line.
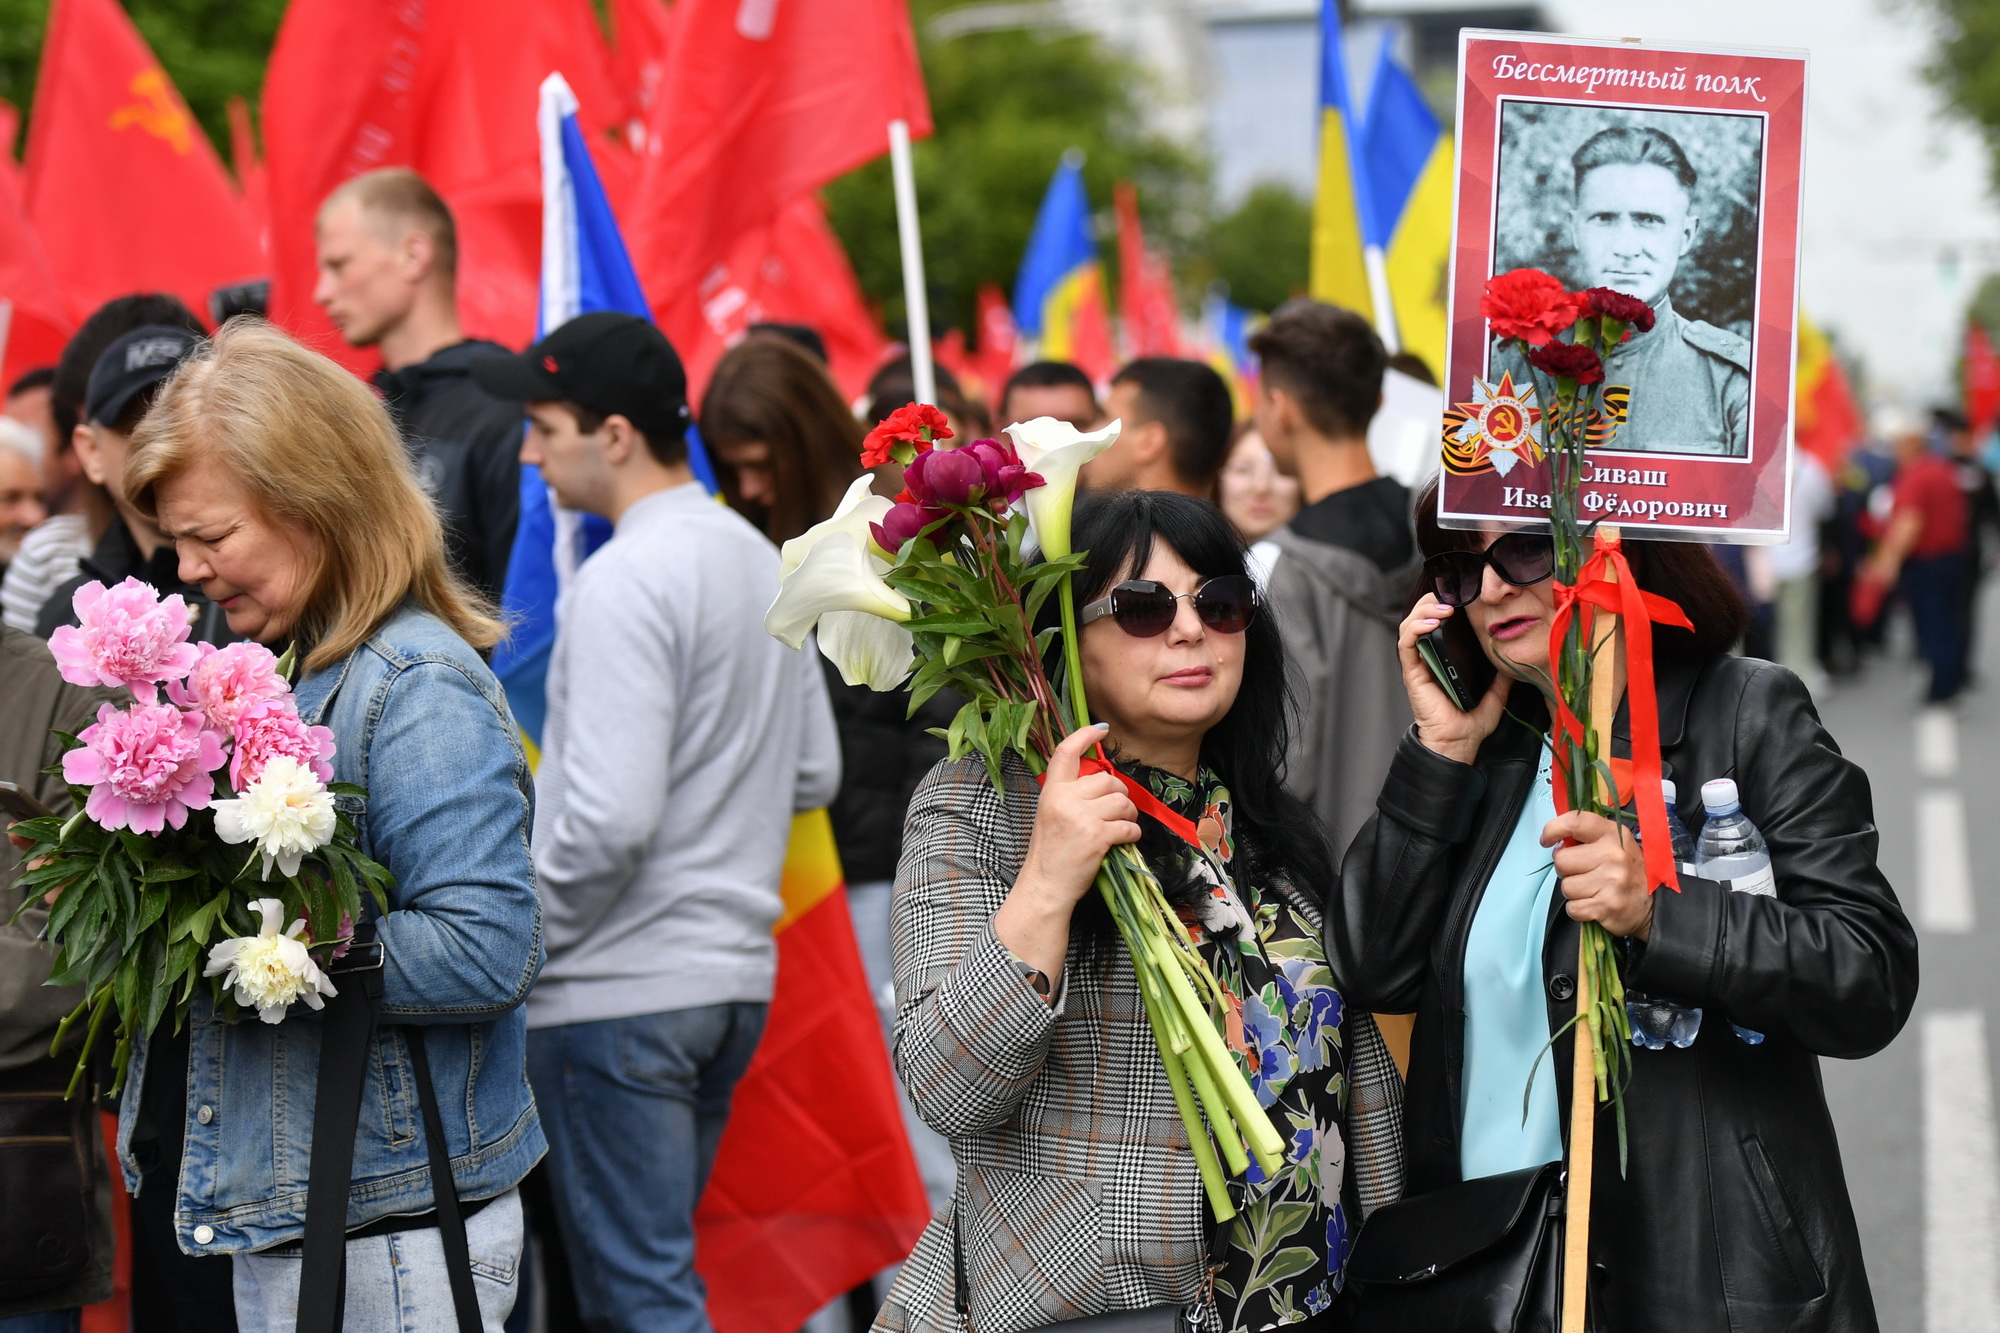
left=1481, top=268, right=1584, bottom=347
left=1528, top=340, right=1605, bottom=386
left=1583, top=287, right=1657, bottom=333
left=861, top=402, right=954, bottom=468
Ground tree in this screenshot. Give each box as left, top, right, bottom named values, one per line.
left=1921, top=0, right=2000, bottom=188
left=0, top=0, right=286, bottom=162
left=1200, top=182, right=1312, bottom=315
left=822, top=0, right=1209, bottom=342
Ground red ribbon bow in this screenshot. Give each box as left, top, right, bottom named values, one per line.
left=1545, top=530, right=1694, bottom=895
left=1036, top=748, right=1204, bottom=851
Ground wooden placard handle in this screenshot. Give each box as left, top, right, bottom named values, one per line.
left=1562, top=525, right=1622, bottom=1333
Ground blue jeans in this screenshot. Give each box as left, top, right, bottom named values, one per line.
left=526, top=1004, right=768, bottom=1333
left=0, top=1312, right=80, bottom=1333
left=229, top=1188, right=523, bottom=1333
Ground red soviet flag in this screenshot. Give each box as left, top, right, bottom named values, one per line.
left=676, top=194, right=888, bottom=400
left=23, top=0, right=260, bottom=326
left=1115, top=182, right=1185, bottom=359
left=0, top=145, right=69, bottom=385
left=262, top=0, right=630, bottom=373
left=633, top=0, right=930, bottom=360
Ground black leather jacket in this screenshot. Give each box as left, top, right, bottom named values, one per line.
left=1333, top=652, right=1916, bottom=1332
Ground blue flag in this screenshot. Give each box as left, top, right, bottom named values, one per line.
left=495, top=73, right=716, bottom=755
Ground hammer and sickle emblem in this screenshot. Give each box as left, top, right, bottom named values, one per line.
left=108, top=68, right=193, bottom=155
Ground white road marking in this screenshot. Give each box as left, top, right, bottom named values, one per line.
left=1926, top=1010, right=2000, bottom=1333
left=1919, top=707, right=1960, bottom=779
left=1919, top=790, right=1975, bottom=933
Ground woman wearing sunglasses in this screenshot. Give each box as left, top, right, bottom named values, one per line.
left=878, top=490, right=1402, bottom=1333
left=1330, top=480, right=1916, bottom=1331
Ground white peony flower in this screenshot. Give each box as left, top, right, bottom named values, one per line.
left=211, top=753, right=338, bottom=879
left=1001, top=417, right=1121, bottom=559
left=203, top=897, right=336, bottom=1024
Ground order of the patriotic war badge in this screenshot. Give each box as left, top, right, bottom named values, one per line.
left=1442, top=371, right=1545, bottom=477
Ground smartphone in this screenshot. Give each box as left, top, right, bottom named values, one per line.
left=0, top=781, right=58, bottom=824
left=1416, top=625, right=1495, bottom=712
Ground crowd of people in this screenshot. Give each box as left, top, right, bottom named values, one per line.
left=0, top=162, right=1934, bottom=1333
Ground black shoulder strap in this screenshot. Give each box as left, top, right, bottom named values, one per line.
left=409, top=1028, right=482, bottom=1333
left=296, top=929, right=480, bottom=1333
left=297, top=938, right=383, bottom=1333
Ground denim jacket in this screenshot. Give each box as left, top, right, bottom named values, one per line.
left=118, top=605, right=547, bottom=1255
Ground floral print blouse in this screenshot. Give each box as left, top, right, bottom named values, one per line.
left=1142, top=766, right=1351, bottom=1333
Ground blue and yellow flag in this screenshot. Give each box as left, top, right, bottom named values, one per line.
left=1013, top=151, right=1114, bottom=377
left=1361, top=37, right=1454, bottom=381
left=1309, top=0, right=1375, bottom=323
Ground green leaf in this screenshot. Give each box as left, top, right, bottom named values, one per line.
left=907, top=613, right=996, bottom=637
left=1254, top=1246, right=1323, bottom=1288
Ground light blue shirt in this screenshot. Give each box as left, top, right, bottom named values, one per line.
left=1459, top=745, right=1565, bottom=1180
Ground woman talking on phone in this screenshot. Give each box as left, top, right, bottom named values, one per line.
left=1332, top=478, right=1915, bottom=1331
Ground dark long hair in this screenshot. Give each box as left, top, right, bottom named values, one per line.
left=1049, top=490, right=1337, bottom=915
left=1411, top=474, right=1748, bottom=663
left=700, top=335, right=864, bottom=541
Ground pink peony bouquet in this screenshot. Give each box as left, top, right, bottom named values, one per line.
left=13, top=578, right=391, bottom=1093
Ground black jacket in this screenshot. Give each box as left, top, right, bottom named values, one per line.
left=374, top=340, right=524, bottom=605
left=823, top=657, right=958, bottom=884
left=1333, top=653, right=1916, bottom=1332
left=35, top=519, right=235, bottom=645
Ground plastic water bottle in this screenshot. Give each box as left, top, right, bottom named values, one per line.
left=1626, top=780, right=1704, bottom=1050
left=1694, top=778, right=1775, bottom=1045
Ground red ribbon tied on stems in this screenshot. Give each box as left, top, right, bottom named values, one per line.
left=1545, top=529, right=1694, bottom=895
left=1034, top=748, right=1204, bottom=850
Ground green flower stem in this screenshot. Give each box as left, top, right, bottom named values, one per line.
left=1142, top=968, right=1238, bottom=1221
left=1057, top=578, right=1091, bottom=731
left=1146, top=931, right=1285, bottom=1176
left=1181, top=1034, right=1252, bottom=1176
left=68, top=986, right=111, bottom=1099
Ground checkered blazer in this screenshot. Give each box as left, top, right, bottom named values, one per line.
left=873, top=756, right=1404, bottom=1333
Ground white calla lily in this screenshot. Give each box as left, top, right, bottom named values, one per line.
left=1002, top=416, right=1122, bottom=558
left=765, top=530, right=911, bottom=649
left=817, top=610, right=917, bottom=690
left=779, top=474, right=893, bottom=576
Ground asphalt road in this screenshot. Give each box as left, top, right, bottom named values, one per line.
left=1817, top=590, right=2000, bottom=1333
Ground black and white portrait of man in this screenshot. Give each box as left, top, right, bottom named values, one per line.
left=1492, top=104, right=1763, bottom=458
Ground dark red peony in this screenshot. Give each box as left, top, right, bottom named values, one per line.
left=870, top=501, right=950, bottom=553
left=861, top=402, right=954, bottom=468
left=1583, top=287, right=1657, bottom=333
left=1528, top=340, right=1605, bottom=386
left=1481, top=268, right=1584, bottom=347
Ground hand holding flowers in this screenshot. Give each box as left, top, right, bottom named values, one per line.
left=15, top=579, right=391, bottom=1093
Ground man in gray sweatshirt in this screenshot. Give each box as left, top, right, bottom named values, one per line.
left=473, top=314, right=839, bottom=1333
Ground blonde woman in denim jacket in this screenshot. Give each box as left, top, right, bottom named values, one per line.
left=121, top=321, right=544, bottom=1333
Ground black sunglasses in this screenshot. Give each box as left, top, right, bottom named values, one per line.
left=1080, top=576, right=1262, bottom=637
left=1424, top=532, right=1556, bottom=607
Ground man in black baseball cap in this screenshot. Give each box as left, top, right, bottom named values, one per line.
left=471, top=310, right=843, bottom=1329
left=37, top=325, right=235, bottom=644
left=471, top=311, right=691, bottom=470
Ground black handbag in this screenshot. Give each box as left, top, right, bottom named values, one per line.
left=0, top=1055, right=96, bottom=1303
left=1344, top=1161, right=1565, bottom=1333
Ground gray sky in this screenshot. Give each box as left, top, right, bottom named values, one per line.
left=1545, top=0, right=1998, bottom=404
